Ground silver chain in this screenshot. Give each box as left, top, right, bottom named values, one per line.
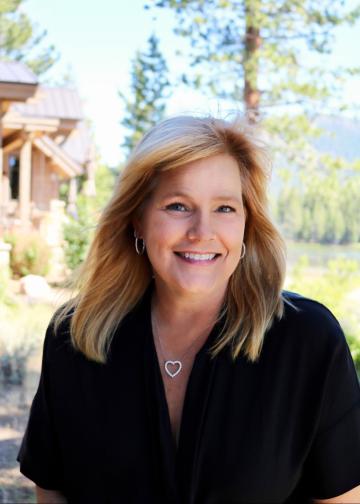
left=151, top=309, right=210, bottom=379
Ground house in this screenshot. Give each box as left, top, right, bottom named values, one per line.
left=0, top=61, right=96, bottom=278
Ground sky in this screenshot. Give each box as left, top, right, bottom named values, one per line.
left=25, top=0, right=360, bottom=167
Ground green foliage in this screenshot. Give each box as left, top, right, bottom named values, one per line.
left=63, top=166, right=116, bottom=271
left=119, top=34, right=171, bottom=155
left=288, top=256, right=360, bottom=374
left=92, top=164, right=118, bottom=211
left=276, top=169, right=360, bottom=244
left=4, top=231, right=51, bottom=277
left=0, top=266, right=13, bottom=306
left=0, top=0, right=58, bottom=75
left=152, top=0, right=360, bottom=114
left=64, top=194, right=97, bottom=271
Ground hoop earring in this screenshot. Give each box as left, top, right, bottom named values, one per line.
left=240, top=243, right=246, bottom=260
left=134, top=231, right=145, bottom=255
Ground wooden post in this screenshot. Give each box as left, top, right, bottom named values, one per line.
left=67, top=177, right=78, bottom=217
left=19, top=134, right=32, bottom=227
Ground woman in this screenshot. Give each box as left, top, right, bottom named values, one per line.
left=18, top=116, right=360, bottom=503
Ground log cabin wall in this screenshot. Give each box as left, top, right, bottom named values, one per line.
left=31, top=149, right=59, bottom=212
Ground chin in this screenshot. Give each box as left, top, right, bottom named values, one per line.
left=173, top=278, right=220, bottom=297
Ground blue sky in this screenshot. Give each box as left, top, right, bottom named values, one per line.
left=25, top=0, right=360, bottom=166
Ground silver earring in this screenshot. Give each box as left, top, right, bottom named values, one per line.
left=240, top=243, right=246, bottom=260
left=134, top=231, right=145, bottom=255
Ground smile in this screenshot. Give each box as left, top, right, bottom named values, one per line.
left=175, top=252, right=220, bottom=263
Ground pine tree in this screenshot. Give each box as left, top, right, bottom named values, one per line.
left=119, top=34, right=171, bottom=155
left=0, top=0, right=58, bottom=75
left=151, top=0, right=360, bottom=118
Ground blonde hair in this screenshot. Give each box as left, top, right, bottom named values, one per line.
left=54, top=115, right=286, bottom=363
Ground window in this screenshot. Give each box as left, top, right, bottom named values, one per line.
left=9, top=155, right=19, bottom=200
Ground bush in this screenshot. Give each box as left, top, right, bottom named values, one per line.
left=63, top=166, right=117, bottom=271
left=4, top=231, right=51, bottom=278
left=63, top=195, right=97, bottom=270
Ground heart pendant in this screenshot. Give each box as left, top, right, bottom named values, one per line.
left=164, top=360, right=182, bottom=378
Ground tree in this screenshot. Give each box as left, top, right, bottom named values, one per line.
left=149, top=1, right=360, bottom=155
left=0, top=0, right=58, bottom=75
left=151, top=0, right=359, bottom=119
left=119, top=34, right=171, bottom=155
left=63, top=164, right=117, bottom=271
left=275, top=168, right=360, bottom=244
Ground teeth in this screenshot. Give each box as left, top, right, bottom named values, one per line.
left=181, top=252, right=216, bottom=261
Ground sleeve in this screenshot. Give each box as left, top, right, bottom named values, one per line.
left=305, top=322, right=360, bottom=500
left=17, top=323, right=64, bottom=490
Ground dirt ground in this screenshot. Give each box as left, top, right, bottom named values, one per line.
left=0, top=350, right=42, bottom=504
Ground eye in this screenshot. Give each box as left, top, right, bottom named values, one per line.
left=217, top=205, right=236, bottom=213
left=165, top=202, right=189, bottom=212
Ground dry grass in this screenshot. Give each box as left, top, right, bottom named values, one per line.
left=0, top=283, right=72, bottom=504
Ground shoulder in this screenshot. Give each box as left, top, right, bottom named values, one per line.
left=281, top=290, right=343, bottom=337
left=43, top=303, right=77, bottom=362
left=44, top=292, right=150, bottom=362
left=260, top=292, right=357, bottom=402
left=266, top=291, right=347, bottom=359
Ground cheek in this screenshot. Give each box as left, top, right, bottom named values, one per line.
left=143, top=215, right=183, bottom=253
left=221, top=223, right=245, bottom=250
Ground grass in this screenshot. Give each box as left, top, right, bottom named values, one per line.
left=286, top=240, right=360, bottom=269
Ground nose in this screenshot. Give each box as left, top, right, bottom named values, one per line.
left=186, top=210, right=216, bottom=242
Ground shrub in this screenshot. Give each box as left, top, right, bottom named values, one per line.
left=63, top=195, right=97, bottom=270
left=63, top=166, right=117, bottom=271
left=4, top=231, right=51, bottom=278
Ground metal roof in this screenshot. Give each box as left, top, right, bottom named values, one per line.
left=12, top=86, right=84, bottom=120
left=0, top=60, right=38, bottom=85
left=61, top=120, right=92, bottom=165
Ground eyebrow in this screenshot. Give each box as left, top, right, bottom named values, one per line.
left=160, top=191, right=243, bottom=204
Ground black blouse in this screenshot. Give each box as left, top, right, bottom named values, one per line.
left=18, top=289, right=360, bottom=503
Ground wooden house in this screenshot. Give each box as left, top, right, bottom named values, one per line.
left=0, top=61, right=96, bottom=276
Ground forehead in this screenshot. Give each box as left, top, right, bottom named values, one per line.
left=153, top=154, right=243, bottom=196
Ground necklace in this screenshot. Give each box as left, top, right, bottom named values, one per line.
left=151, top=310, right=210, bottom=379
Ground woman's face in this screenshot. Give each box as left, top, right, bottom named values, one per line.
left=135, top=153, right=246, bottom=301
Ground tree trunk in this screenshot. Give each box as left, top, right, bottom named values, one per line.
left=244, top=3, right=261, bottom=122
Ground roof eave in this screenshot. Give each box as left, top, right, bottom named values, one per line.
left=33, top=135, right=83, bottom=178
left=0, top=82, right=38, bottom=102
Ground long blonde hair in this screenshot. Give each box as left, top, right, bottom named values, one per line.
left=54, top=115, right=286, bottom=363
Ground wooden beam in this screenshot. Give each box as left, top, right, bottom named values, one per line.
left=19, top=135, right=32, bottom=226
left=3, top=131, right=22, bottom=151
left=2, top=113, right=60, bottom=132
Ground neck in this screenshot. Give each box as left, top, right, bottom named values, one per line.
left=151, top=279, right=227, bottom=345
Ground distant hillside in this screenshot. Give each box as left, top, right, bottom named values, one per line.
left=269, top=115, right=359, bottom=195
left=313, top=115, right=360, bottom=161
